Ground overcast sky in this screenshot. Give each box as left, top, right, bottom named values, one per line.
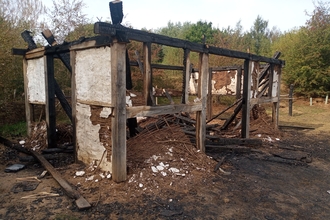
left=45, top=0, right=316, bottom=32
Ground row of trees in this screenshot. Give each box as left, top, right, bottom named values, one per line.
left=0, top=0, right=329, bottom=104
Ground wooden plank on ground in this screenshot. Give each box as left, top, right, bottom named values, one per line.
left=206, top=145, right=253, bottom=153
left=30, top=150, right=91, bottom=210
left=205, top=138, right=262, bottom=147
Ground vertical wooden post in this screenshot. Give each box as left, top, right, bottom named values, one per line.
left=23, top=58, right=34, bottom=137
left=289, top=84, right=294, bottom=116
left=45, top=55, right=57, bottom=148
left=236, top=65, right=242, bottom=100
left=268, top=64, right=274, bottom=98
left=242, top=59, right=251, bottom=138
left=111, top=40, right=127, bottom=182
left=196, top=53, right=208, bottom=152
left=272, top=65, right=281, bottom=129
left=70, top=50, right=77, bottom=162
left=143, top=42, right=152, bottom=106
left=183, top=49, right=191, bottom=104
left=207, top=68, right=213, bottom=119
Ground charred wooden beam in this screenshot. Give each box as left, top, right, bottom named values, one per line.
left=21, top=30, right=37, bottom=50
left=46, top=55, right=57, bottom=148
left=205, top=138, right=262, bottom=147
left=30, top=150, right=91, bottom=209
left=130, top=61, right=184, bottom=71
left=109, top=1, right=123, bottom=25
left=221, top=101, right=243, bottom=130
left=258, top=51, right=281, bottom=82
left=0, top=136, right=30, bottom=155
left=11, top=48, right=29, bottom=55
left=207, top=98, right=242, bottom=124
left=54, top=80, right=72, bottom=122
left=206, top=145, right=253, bottom=153
left=94, top=22, right=284, bottom=65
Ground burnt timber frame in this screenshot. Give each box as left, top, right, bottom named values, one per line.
left=14, top=21, right=283, bottom=182
left=94, top=22, right=284, bottom=181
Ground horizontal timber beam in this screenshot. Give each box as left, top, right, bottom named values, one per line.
left=126, top=103, right=202, bottom=118
left=94, top=22, right=284, bottom=65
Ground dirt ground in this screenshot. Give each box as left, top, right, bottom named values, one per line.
left=1, top=101, right=330, bottom=219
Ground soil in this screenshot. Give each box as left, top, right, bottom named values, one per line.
left=1, top=103, right=330, bottom=219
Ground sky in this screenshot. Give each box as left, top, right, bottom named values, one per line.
left=44, top=0, right=316, bottom=32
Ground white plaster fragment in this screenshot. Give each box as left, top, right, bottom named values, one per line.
left=139, top=183, right=143, bottom=188
left=75, top=171, right=85, bottom=177
left=19, top=140, right=25, bottom=145
left=151, top=166, right=158, bottom=173
left=169, top=168, right=180, bottom=173
left=85, top=175, right=94, bottom=181
left=126, top=96, right=132, bottom=107
left=99, top=107, right=112, bottom=118
left=128, top=174, right=136, bottom=183
left=156, top=165, right=164, bottom=171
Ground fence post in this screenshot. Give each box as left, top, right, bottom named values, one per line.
left=289, top=84, right=294, bottom=116
left=325, top=94, right=328, bottom=105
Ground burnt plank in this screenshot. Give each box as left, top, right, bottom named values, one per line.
left=221, top=101, right=243, bottom=130
left=12, top=48, right=28, bottom=56
left=54, top=80, right=72, bottom=122
left=205, top=138, right=262, bottom=147
left=30, top=150, right=91, bottom=210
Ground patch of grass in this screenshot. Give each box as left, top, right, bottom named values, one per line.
left=212, top=95, right=236, bottom=106
left=0, top=121, right=27, bottom=138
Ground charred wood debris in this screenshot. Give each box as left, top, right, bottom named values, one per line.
left=1, top=107, right=312, bottom=172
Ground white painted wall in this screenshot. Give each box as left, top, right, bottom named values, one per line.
left=189, top=71, right=238, bottom=95
left=26, top=57, right=46, bottom=104
left=75, top=47, right=112, bottom=103
left=76, top=103, right=112, bottom=172
left=74, top=46, right=112, bottom=172
left=189, top=72, right=199, bottom=95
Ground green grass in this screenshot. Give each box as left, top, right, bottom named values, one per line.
left=0, top=121, right=27, bottom=138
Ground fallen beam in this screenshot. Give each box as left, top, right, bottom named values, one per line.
left=206, top=145, right=253, bottom=153
left=0, top=136, right=30, bottom=155
left=30, top=150, right=91, bottom=210
left=205, top=138, right=263, bottom=147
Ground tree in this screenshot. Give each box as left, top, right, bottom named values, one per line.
left=0, top=0, right=47, bottom=103
left=184, top=21, right=216, bottom=44
left=0, top=0, right=46, bottom=32
left=248, top=15, right=271, bottom=56
left=48, top=0, right=88, bottom=43
left=273, top=1, right=330, bottom=96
